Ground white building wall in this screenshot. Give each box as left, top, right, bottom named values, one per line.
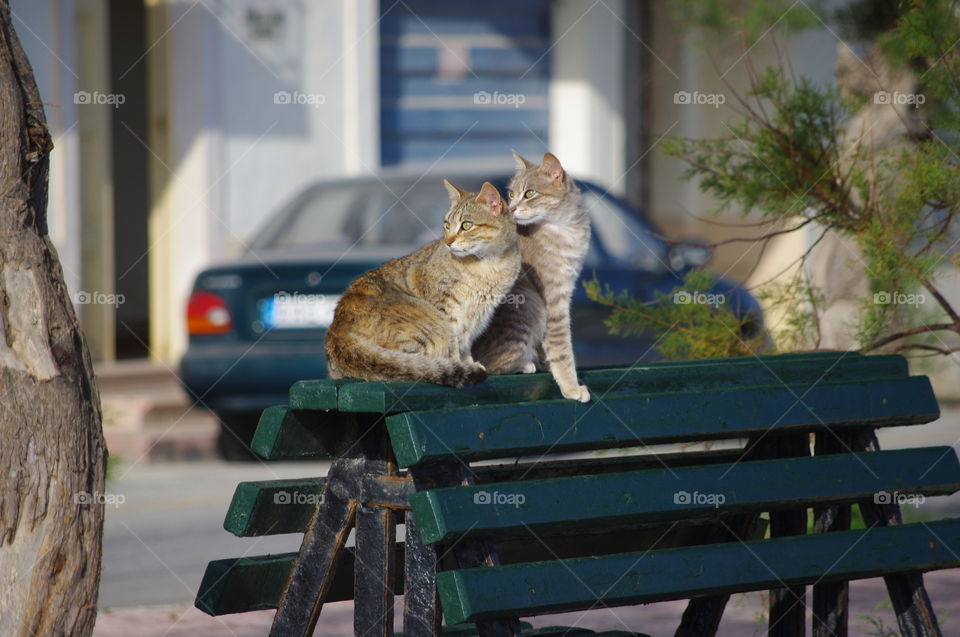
left=10, top=0, right=82, bottom=298
left=214, top=0, right=380, bottom=255
left=156, top=0, right=379, bottom=360
left=548, top=0, right=627, bottom=194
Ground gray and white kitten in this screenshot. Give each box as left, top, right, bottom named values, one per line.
left=472, top=151, right=591, bottom=402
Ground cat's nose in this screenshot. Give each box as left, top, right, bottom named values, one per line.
left=509, top=205, right=517, bottom=213
left=444, top=236, right=455, bottom=246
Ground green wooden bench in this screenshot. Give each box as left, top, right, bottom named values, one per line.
left=195, top=351, right=960, bottom=637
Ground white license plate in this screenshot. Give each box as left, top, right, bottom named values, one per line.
left=261, top=293, right=340, bottom=329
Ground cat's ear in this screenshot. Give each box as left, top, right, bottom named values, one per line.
left=476, top=182, right=504, bottom=215
left=539, top=152, right=565, bottom=184
left=443, top=179, right=467, bottom=204
left=512, top=149, right=535, bottom=171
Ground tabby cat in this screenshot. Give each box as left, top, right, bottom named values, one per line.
left=325, top=181, right=520, bottom=387
left=473, top=152, right=591, bottom=402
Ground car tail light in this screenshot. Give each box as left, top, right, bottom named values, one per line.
left=187, top=291, right=233, bottom=335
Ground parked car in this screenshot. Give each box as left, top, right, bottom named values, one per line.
left=180, top=168, right=762, bottom=458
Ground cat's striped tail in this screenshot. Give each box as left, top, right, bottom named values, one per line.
left=326, top=335, right=487, bottom=388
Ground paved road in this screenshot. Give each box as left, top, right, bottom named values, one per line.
left=99, top=459, right=331, bottom=608
left=95, top=407, right=960, bottom=634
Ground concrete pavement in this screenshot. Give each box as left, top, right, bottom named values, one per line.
left=92, top=571, right=960, bottom=636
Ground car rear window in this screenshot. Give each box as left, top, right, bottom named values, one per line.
left=254, top=181, right=469, bottom=250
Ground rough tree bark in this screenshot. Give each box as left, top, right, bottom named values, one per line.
left=0, top=1, right=107, bottom=635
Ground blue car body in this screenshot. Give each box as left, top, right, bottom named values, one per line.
left=181, top=171, right=762, bottom=416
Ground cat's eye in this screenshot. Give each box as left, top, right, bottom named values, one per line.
left=461, top=221, right=474, bottom=231
left=442, top=221, right=449, bottom=229
left=506, top=189, right=514, bottom=200
left=523, top=189, right=537, bottom=199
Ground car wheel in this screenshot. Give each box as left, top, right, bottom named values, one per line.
left=216, top=411, right=262, bottom=461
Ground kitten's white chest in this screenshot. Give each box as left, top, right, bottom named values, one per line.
left=456, top=260, right=519, bottom=338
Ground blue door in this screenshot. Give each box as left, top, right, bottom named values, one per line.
left=379, top=0, right=551, bottom=166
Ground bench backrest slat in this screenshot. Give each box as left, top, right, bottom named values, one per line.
left=409, top=446, right=960, bottom=544
left=387, top=376, right=938, bottom=467
left=290, top=352, right=905, bottom=413
left=435, top=518, right=960, bottom=625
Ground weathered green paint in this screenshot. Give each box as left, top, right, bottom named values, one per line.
left=195, top=545, right=405, bottom=616
left=410, top=446, right=960, bottom=544
left=435, top=518, right=960, bottom=624
left=200, top=353, right=947, bottom=636
left=288, top=377, right=361, bottom=410
left=223, top=478, right=325, bottom=537
left=249, top=406, right=330, bottom=460
left=196, top=553, right=294, bottom=615
left=387, top=376, right=938, bottom=467
left=327, top=352, right=899, bottom=413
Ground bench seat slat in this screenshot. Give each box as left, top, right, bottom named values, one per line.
left=287, top=377, right=361, bottom=411
left=195, top=544, right=404, bottom=615
left=298, top=352, right=900, bottom=413
left=435, top=518, right=960, bottom=624
left=196, top=552, right=298, bottom=615
left=250, top=406, right=333, bottom=460
left=387, top=376, right=938, bottom=467
left=223, top=478, right=325, bottom=537
left=410, top=446, right=960, bottom=544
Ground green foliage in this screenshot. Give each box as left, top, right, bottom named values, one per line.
left=584, top=270, right=769, bottom=360
left=669, top=0, right=822, bottom=43
left=592, top=0, right=960, bottom=360
left=660, top=70, right=850, bottom=225
left=881, top=0, right=960, bottom=131
left=105, top=452, right=123, bottom=485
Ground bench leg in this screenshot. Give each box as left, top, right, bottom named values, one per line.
left=675, top=509, right=762, bottom=637
left=855, top=431, right=942, bottom=637
left=355, top=504, right=398, bottom=637
left=676, top=593, right=732, bottom=636
left=403, top=516, right=443, bottom=636
left=411, top=463, right=523, bottom=637
left=677, top=431, right=801, bottom=637
left=270, top=486, right=358, bottom=637
left=767, top=434, right=809, bottom=637
left=812, top=432, right=852, bottom=637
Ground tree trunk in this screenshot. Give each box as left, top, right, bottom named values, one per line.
left=0, top=1, right=107, bottom=635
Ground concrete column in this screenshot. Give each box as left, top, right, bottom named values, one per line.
left=76, top=0, right=115, bottom=361
left=548, top=0, right=627, bottom=193
left=342, top=0, right=380, bottom=173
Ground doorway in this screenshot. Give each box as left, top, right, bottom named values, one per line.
left=109, top=0, right=151, bottom=358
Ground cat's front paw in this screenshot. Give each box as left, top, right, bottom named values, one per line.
left=562, top=384, right=591, bottom=403
left=520, top=361, right=537, bottom=374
